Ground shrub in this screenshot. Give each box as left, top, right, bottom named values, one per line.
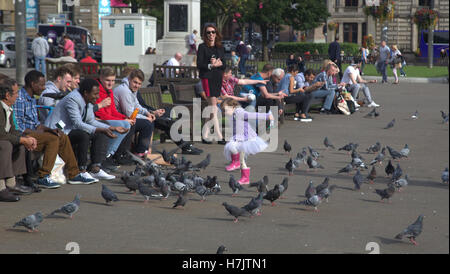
left=273, top=42, right=360, bottom=58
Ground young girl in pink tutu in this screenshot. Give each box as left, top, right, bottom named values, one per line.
left=222, top=98, right=274, bottom=184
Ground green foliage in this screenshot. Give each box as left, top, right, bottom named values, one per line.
left=273, top=42, right=360, bottom=56
left=283, top=0, right=329, bottom=32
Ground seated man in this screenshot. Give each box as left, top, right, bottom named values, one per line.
left=341, top=57, right=380, bottom=108
left=13, top=70, right=97, bottom=188
left=311, top=62, right=345, bottom=114
left=80, top=51, right=98, bottom=75
left=45, top=78, right=128, bottom=180
left=0, top=80, right=34, bottom=201
left=220, top=67, right=268, bottom=104
left=277, top=64, right=313, bottom=122
left=166, top=52, right=184, bottom=78
left=37, top=66, right=73, bottom=122
left=62, top=63, right=81, bottom=92
left=46, top=51, right=77, bottom=63
left=95, top=67, right=132, bottom=171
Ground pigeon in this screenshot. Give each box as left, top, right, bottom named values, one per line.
left=193, top=154, right=211, bottom=170
left=411, top=110, right=419, bottom=120
left=306, top=156, right=324, bottom=170
left=101, top=184, right=119, bottom=204
left=222, top=202, right=250, bottom=223
left=440, top=110, right=448, bottom=123
left=155, top=147, right=180, bottom=163
left=394, top=174, right=409, bottom=192
left=323, top=137, right=335, bottom=149
left=391, top=163, right=403, bottom=182
left=249, top=175, right=269, bottom=194
left=285, top=158, right=295, bottom=176
left=367, top=166, right=377, bottom=184
left=305, top=180, right=316, bottom=199
left=216, top=245, right=228, bottom=254
left=195, top=185, right=209, bottom=201
left=138, top=182, right=162, bottom=203
left=351, top=149, right=365, bottom=161
left=315, top=177, right=329, bottom=194
left=300, top=147, right=308, bottom=158
left=204, top=175, right=218, bottom=189
left=364, top=108, right=379, bottom=118
left=353, top=169, right=365, bottom=190
left=370, top=147, right=386, bottom=166
left=172, top=191, right=188, bottom=209
left=400, top=144, right=410, bottom=158
left=228, top=174, right=243, bottom=196
left=387, top=146, right=404, bottom=161
left=278, top=177, right=289, bottom=198
left=121, top=172, right=140, bottom=195
left=263, top=184, right=281, bottom=206
left=351, top=156, right=368, bottom=170
left=300, top=194, right=322, bottom=212
left=442, top=168, right=449, bottom=184
left=317, top=183, right=336, bottom=203
left=13, top=212, right=44, bottom=232
left=308, top=146, right=320, bottom=160
left=242, top=192, right=264, bottom=216
left=293, top=153, right=306, bottom=168
left=443, top=114, right=449, bottom=124
left=173, top=181, right=187, bottom=192
left=338, top=163, right=353, bottom=174
left=49, top=194, right=81, bottom=219
left=384, top=118, right=395, bottom=129
left=367, top=142, right=381, bottom=154
left=160, top=182, right=170, bottom=199
left=283, top=140, right=292, bottom=154
left=395, top=215, right=424, bottom=245
left=339, top=143, right=358, bottom=153
left=374, top=183, right=396, bottom=202
left=385, top=160, right=395, bottom=177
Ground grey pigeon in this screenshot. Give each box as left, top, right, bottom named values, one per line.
left=375, top=183, right=396, bottom=202
left=317, top=183, right=336, bottom=203
left=222, top=202, right=250, bottom=223
left=351, top=149, right=365, bottom=161
left=394, top=174, right=409, bottom=192
left=384, top=118, right=395, bottom=129
left=384, top=161, right=395, bottom=179
left=173, top=181, right=187, bottom=192
left=442, top=168, right=449, bottom=184
left=13, top=212, right=44, bottom=232
left=293, top=153, right=305, bottom=169
left=249, top=175, right=269, bottom=194
left=285, top=158, right=295, bottom=176
left=242, top=192, right=265, bottom=216
left=138, top=182, right=162, bottom=203
left=395, top=215, right=424, bottom=245
left=387, top=146, right=404, bottom=160
left=228, top=174, right=243, bottom=196
left=305, top=180, right=316, bottom=199
left=370, top=147, right=386, bottom=166
left=367, top=166, right=377, bottom=183
left=367, top=142, right=381, bottom=154
left=121, top=172, right=140, bottom=195
left=283, top=140, right=292, bottom=154
left=315, top=177, right=329, bottom=194
left=300, top=194, right=322, bottom=212
left=338, top=163, right=353, bottom=174
left=101, top=185, right=119, bottom=204
left=193, top=154, right=211, bottom=170
left=440, top=111, right=448, bottom=123
left=352, top=156, right=368, bottom=170
left=278, top=177, right=289, bottom=198
left=160, top=182, right=170, bottom=199
left=306, top=156, right=324, bottom=170
left=216, top=245, right=228, bottom=254
left=263, top=184, right=281, bottom=206
left=49, top=194, right=81, bottom=219
left=308, top=146, right=320, bottom=160
left=323, top=137, right=335, bottom=149
left=339, top=142, right=358, bottom=153
left=195, top=184, right=209, bottom=201
left=353, top=169, right=365, bottom=190
left=173, top=191, right=188, bottom=209
left=411, top=110, right=419, bottom=120
left=400, top=144, right=410, bottom=158
left=364, top=108, right=379, bottom=118
left=391, top=163, right=403, bottom=182
left=155, top=146, right=180, bottom=163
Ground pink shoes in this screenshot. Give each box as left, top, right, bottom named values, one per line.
left=225, top=153, right=240, bottom=171
left=238, top=168, right=250, bottom=185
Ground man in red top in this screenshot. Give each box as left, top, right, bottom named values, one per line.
left=219, top=67, right=267, bottom=104
left=95, top=67, right=133, bottom=171
left=80, top=51, right=98, bottom=75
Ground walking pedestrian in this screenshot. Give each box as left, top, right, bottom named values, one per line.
left=31, top=33, right=49, bottom=77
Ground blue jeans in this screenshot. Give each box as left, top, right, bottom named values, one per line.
left=379, top=62, right=388, bottom=82
left=311, top=89, right=336, bottom=111
left=239, top=54, right=248, bottom=75
left=105, top=120, right=131, bottom=156
left=34, top=56, right=46, bottom=76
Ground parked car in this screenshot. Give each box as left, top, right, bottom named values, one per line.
left=0, top=42, right=15, bottom=68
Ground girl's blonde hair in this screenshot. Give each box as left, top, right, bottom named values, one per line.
left=321, top=59, right=332, bottom=71
left=221, top=97, right=240, bottom=113
left=392, top=44, right=398, bottom=51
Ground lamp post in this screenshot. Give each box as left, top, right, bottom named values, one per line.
left=15, top=0, right=27, bottom=86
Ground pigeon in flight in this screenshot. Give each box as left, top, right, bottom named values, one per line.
left=323, top=137, right=335, bottom=149
left=49, top=194, right=81, bottom=219
left=384, top=118, right=395, bottom=129
left=223, top=202, right=250, bottom=223
left=13, top=212, right=44, bottom=233
left=101, top=185, right=119, bottom=205
left=283, top=140, right=292, bottom=154
left=395, top=215, right=424, bottom=245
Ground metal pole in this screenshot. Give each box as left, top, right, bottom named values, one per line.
left=428, top=24, right=433, bottom=69
left=15, top=0, right=27, bottom=86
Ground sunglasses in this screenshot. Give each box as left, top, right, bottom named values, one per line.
left=206, top=31, right=216, bottom=35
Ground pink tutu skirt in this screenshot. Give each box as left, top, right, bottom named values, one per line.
left=224, top=137, right=268, bottom=162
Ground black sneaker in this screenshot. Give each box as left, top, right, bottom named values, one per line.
left=182, top=144, right=203, bottom=155
left=320, top=109, right=331, bottom=115
left=102, top=156, right=120, bottom=173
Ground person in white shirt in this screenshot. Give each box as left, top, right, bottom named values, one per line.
left=166, top=52, right=183, bottom=78
left=188, top=30, right=198, bottom=55
left=341, top=57, right=380, bottom=108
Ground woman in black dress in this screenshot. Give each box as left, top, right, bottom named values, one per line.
left=197, top=24, right=226, bottom=144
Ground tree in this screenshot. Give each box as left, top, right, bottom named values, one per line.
left=121, top=0, right=154, bottom=13
left=284, top=0, right=329, bottom=33
left=201, top=0, right=252, bottom=33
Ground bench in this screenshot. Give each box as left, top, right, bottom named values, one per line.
left=152, top=64, right=200, bottom=87
left=46, top=61, right=129, bottom=83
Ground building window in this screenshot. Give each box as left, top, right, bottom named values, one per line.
left=362, top=22, right=367, bottom=38
left=59, top=0, right=74, bottom=24
left=345, top=0, right=358, bottom=7
left=343, top=23, right=358, bottom=43
left=419, top=0, right=432, bottom=7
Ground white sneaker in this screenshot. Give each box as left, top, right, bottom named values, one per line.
left=354, top=102, right=361, bottom=108
left=89, top=169, right=116, bottom=180
left=81, top=172, right=99, bottom=183
left=368, top=102, right=380, bottom=108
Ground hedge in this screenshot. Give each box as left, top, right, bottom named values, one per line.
left=273, top=42, right=361, bottom=57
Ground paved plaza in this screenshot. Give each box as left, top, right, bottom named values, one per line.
left=0, top=82, right=448, bottom=254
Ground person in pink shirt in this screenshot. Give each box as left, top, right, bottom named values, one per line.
left=62, top=35, right=75, bottom=58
